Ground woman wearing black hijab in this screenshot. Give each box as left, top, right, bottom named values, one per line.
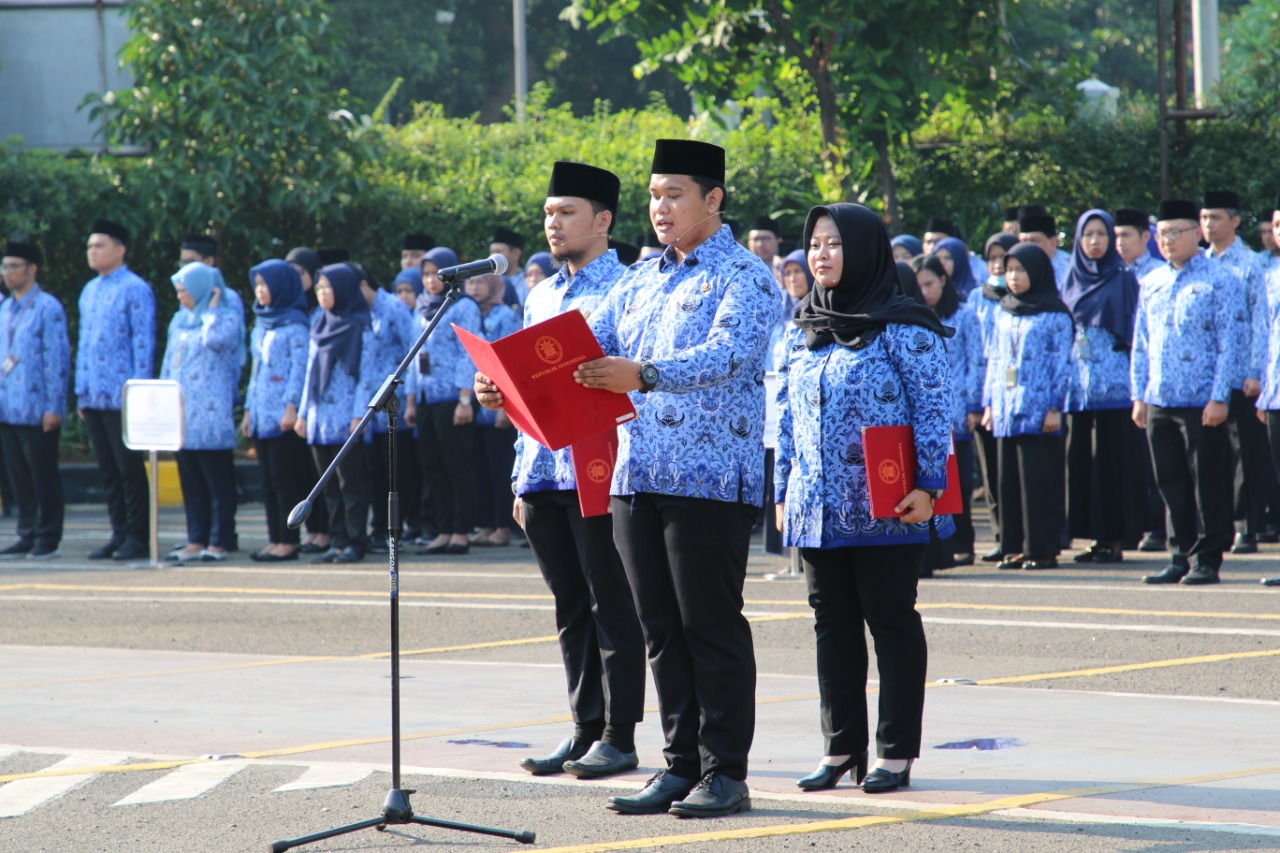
left=774, top=204, right=954, bottom=794
left=981, top=242, right=1074, bottom=569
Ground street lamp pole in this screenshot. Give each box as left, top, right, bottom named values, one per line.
left=514, top=0, right=527, bottom=123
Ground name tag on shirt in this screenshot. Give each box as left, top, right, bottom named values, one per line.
left=0, top=355, right=16, bottom=376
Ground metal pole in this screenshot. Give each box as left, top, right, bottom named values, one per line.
left=1158, top=0, right=1169, bottom=198
left=149, top=450, right=159, bottom=565
left=1191, top=0, right=1219, bottom=106
left=513, top=0, right=527, bottom=123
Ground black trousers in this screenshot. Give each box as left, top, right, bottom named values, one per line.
left=418, top=400, right=476, bottom=536
left=1229, top=390, right=1272, bottom=536
left=0, top=423, right=64, bottom=548
left=174, top=449, right=237, bottom=549
left=1066, top=409, right=1146, bottom=546
left=1145, top=405, right=1233, bottom=568
left=82, top=407, right=148, bottom=545
left=523, top=490, right=646, bottom=724
left=1266, top=413, right=1280, bottom=494
left=950, top=438, right=976, bottom=553
left=311, top=443, right=368, bottom=551
left=612, top=492, right=757, bottom=781
left=802, top=543, right=927, bottom=760
left=973, top=423, right=1000, bottom=541
left=366, top=432, right=390, bottom=539
left=253, top=432, right=310, bottom=546
left=474, top=424, right=518, bottom=531
left=997, top=433, right=1064, bottom=559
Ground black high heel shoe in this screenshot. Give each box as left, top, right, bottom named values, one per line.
left=861, top=759, right=912, bottom=793
left=796, top=752, right=868, bottom=791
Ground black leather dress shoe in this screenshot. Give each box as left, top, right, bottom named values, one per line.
left=112, top=541, right=149, bottom=561
left=1089, top=547, right=1123, bottom=563
left=1180, top=564, right=1220, bottom=585
left=1142, top=564, right=1189, bottom=584
left=997, top=554, right=1025, bottom=570
left=668, top=772, right=750, bottom=817
left=252, top=549, right=299, bottom=562
left=980, top=546, right=1003, bottom=563
left=862, top=760, right=913, bottom=793
left=1137, top=532, right=1167, bottom=552
left=1231, top=533, right=1258, bottom=555
left=1073, top=543, right=1101, bottom=563
left=520, top=736, right=591, bottom=776
left=298, top=542, right=329, bottom=554
left=797, top=753, right=867, bottom=790
left=606, top=769, right=695, bottom=814
left=309, top=548, right=338, bottom=564
left=1023, top=557, right=1058, bottom=570
left=446, top=542, right=470, bottom=555
left=563, top=741, right=639, bottom=778
left=333, top=546, right=365, bottom=564
left=417, top=542, right=451, bottom=555
left=88, top=540, right=123, bottom=560
left=1258, top=526, right=1280, bottom=544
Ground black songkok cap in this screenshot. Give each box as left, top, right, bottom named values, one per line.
left=403, top=233, right=436, bottom=252
left=650, top=138, right=725, bottom=183
left=1003, top=206, right=1021, bottom=222
left=609, top=239, right=640, bottom=266
left=181, top=233, right=218, bottom=257
left=1113, top=208, right=1149, bottom=230
left=489, top=226, right=524, bottom=250
left=285, top=247, right=321, bottom=278
left=924, top=217, right=956, bottom=235
left=316, top=247, right=350, bottom=265
left=1203, top=190, right=1241, bottom=211
left=1157, top=199, right=1200, bottom=222
left=750, top=215, right=779, bottom=235
left=90, top=218, right=130, bottom=246
left=1018, top=212, right=1057, bottom=235
left=547, top=161, right=621, bottom=216
left=3, top=242, right=42, bottom=266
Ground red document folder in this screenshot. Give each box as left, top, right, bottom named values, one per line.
left=861, top=425, right=962, bottom=519
left=455, top=310, right=636, bottom=451
left=569, top=428, right=618, bottom=517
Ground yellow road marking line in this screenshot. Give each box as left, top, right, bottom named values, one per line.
left=521, top=764, right=1280, bottom=852
left=973, top=646, right=1280, bottom=684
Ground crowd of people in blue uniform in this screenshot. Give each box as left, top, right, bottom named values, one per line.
left=3, top=137, right=1280, bottom=816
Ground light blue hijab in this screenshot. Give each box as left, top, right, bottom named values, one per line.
left=172, top=262, right=224, bottom=327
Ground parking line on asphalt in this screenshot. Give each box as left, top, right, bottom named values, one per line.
left=517, top=763, right=1280, bottom=853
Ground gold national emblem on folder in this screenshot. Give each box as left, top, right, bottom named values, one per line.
left=877, top=458, right=901, bottom=485
left=535, top=336, right=564, bottom=364
left=586, top=458, right=611, bottom=483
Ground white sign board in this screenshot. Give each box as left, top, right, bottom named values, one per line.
left=122, top=380, right=185, bottom=451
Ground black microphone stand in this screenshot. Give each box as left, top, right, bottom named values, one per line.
left=272, top=282, right=535, bottom=852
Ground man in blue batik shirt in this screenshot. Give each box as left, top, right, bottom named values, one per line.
left=76, top=219, right=156, bottom=561
left=1201, top=191, right=1279, bottom=555
left=0, top=243, right=69, bottom=560
left=475, top=161, right=647, bottom=784
left=573, top=139, right=781, bottom=819
left=1115, top=208, right=1164, bottom=283
left=1132, top=199, right=1247, bottom=587
left=1018, top=208, right=1072, bottom=290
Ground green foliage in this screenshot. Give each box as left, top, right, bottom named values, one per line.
left=83, top=0, right=376, bottom=247
left=1219, top=0, right=1280, bottom=129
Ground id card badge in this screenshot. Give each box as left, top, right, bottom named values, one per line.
left=0, top=355, right=16, bottom=376
left=418, top=352, right=431, bottom=374
left=1004, top=366, right=1018, bottom=388
left=1073, top=333, right=1092, bottom=361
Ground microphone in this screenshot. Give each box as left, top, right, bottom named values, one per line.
left=437, top=254, right=509, bottom=284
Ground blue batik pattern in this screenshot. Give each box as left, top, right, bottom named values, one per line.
left=1256, top=264, right=1280, bottom=411
left=942, top=303, right=984, bottom=440
left=967, top=254, right=989, bottom=295
left=356, top=290, right=418, bottom=434
left=513, top=250, right=626, bottom=496
left=970, top=288, right=1003, bottom=357
left=74, top=265, right=155, bottom=410
left=1065, top=325, right=1132, bottom=412
left=0, top=287, right=70, bottom=426
left=299, top=340, right=363, bottom=446
left=589, top=226, right=782, bottom=505
left=1131, top=254, right=1246, bottom=408
left=774, top=323, right=956, bottom=548
left=406, top=296, right=482, bottom=405
left=984, top=311, right=1074, bottom=437
left=246, top=321, right=309, bottom=439
left=1052, top=249, right=1071, bottom=290
left=1130, top=252, right=1163, bottom=284
left=159, top=308, right=240, bottom=450
left=1206, top=238, right=1267, bottom=387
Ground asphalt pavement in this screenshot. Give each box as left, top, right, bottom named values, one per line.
left=2, top=502, right=1279, bottom=852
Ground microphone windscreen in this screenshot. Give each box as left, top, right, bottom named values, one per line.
left=491, top=253, right=509, bottom=276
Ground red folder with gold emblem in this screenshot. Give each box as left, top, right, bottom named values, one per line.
left=455, top=310, right=636, bottom=451
left=861, top=425, right=962, bottom=519
left=569, top=428, right=618, bottom=517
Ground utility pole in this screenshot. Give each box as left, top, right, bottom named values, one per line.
left=514, top=0, right=528, bottom=123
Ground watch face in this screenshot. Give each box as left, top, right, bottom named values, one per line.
left=641, top=364, right=659, bottom=385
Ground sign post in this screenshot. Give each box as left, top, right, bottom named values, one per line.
left=121, top=380, right=185, bottom=568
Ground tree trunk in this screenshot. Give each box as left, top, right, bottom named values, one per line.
left=869, top=127, right=900, bottom=233
left=812, top=64, right=852, bottom=197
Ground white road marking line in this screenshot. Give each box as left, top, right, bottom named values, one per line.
left=0, top=595, right=555, bottom=612
left=273, top=762, right=377, bottom=792
left=921, top=616, right=1280, bottom=637
left=112, top=759, right=249, bottom=806
left=993, top=806, right=1280, bottom=836
left=0, top=750, right=128, bottom=817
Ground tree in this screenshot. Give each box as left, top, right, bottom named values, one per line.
left=561, top=0, right=1008, bottom=227
left=84, top=0, right=376, bottom=246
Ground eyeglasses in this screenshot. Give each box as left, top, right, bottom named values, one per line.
left=1156, top=225, right=1197, bottom=242
left=0, top=262, right=28, bottom=271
